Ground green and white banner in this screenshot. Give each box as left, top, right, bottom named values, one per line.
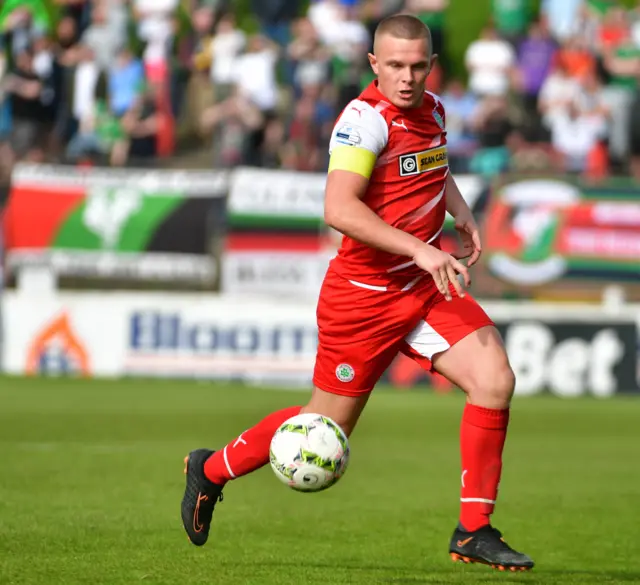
left=2, top=164, right=228, bottom=286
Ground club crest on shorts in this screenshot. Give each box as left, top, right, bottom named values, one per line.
left=335, top=363, right=355, bottom=383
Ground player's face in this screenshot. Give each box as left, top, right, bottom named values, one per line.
left=368, top=36, right=436, bottom=109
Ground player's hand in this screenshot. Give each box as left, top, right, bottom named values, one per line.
left=452, top=211, right=482, bottom=267
left=412, top=244, right=470, bottom=301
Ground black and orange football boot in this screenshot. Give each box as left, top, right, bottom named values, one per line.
left=181, top=449, right=224, bottom=546
left=449, top=525, right=534, bottom=572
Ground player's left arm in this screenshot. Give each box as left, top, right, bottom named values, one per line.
left=445, top=174, right=482, bottom=267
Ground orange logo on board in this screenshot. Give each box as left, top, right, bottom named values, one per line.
left=26, top=313, right=90, bottom=376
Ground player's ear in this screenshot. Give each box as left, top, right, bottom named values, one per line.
left=429, top=53, right=439, bottom=72
left=368, top=53, right=378, bottom=75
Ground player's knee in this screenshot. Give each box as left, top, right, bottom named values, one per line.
left=301, top=407, right=357, bottom=436
left=494, top=362, right=516, bottom=404
left=327, top=414, right=357, bottom=437
left=300, top=390, right=367, bottom=437
left=466, top=356, right=515, bottom=409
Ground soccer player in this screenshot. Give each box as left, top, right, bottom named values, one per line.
left=181, top=14, right=534, bottom=572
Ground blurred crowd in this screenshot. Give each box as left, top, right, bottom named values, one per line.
left=1, top=0, right=640, bottom=184
left=456, top=0, right=640, bottom=181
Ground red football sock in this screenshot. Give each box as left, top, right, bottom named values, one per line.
left=203, top=406, right=302, bottom=485
left=459, top=403, right=509, bottom=532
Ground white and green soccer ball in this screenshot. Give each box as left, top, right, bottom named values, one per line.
left=269, top=413, right=350, bottom=492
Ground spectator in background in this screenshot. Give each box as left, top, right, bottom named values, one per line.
left=360, top=0, right=405, bottom=49
left=516, top=19, right=557, bottom=111
left=540, top=0, right=584, bottom=43
left=465, top=24, right=515, bottom=98
left=108, top=46, right=145, bottom=118
left=0, top=40, right=9, bottom=143
left=202, top=11, right=246, bottom=163
left=132, top=0, right=179, bottom=85
left=404, top=0, right=448, bottom=63
left=577, top=70, right=610, bottom=130
left=2, top=48, right=50, bottom=163
left=628, top=84, right=640, bottom=179
left=32, top=36, right=54, bottom=79
left=601, top=17, right=640, bottom=91
left=441, top=78, right=478, bottom=172
left=538, top=59, right=581, bottom=134
left=627, top=5, right=640, bottom=178
left=550, top=98, right=605, bottom=174
left=1, top=7, right=44, bottom=58
left=210, top=12, right=246, bottom=103
left=112, top=82, right=161, bottom=166
left=50, top=16, right=82, bottom=151
left=491, top=0, right=532, bottom=46
left=251, top=0, right=303, bottom=47
left=308, top=1, right=370, bottom=60
left=34, top=36, right=60, bottom=153
left=281, top=94, right=322, bottom=171
left=201, top=35, right=279, bottom=167
left=601, top=16, right=640, bottom=163
left=555, top=34, right=596, bottom=81
left=53, top=0, right=90, bottom=34
left=82, top=0, right=127, bottom=72
left=70, top=44, right=101, bottom=140
left=233, top=34, right=280, bottom=165
left=288, top=16, right=330, bottom=98
left=186, top=5, right=215, bottom=143
left=631, top=2, right=640, bottom=48
left=232, top=35, right=279, bottom=117
left=308, top=0, right=370, bottom=109
left=469, top=95, right=514, bottom=178
left=596, top=5, right=628, bottom=55
left=65, top=67, right=107, bottom=162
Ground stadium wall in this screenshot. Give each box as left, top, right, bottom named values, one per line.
left=3, top=290, right=638, bottom=397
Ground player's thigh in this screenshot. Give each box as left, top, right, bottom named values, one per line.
left=300, top=386, right=370, bottom=437
left=400, top=292, right=514, bottom=408
left=312, top=272, right=415, bottom=427
left=431, top=325, right=515, bottom=409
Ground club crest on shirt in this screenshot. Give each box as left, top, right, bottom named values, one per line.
left=432, top=107, right=445, bottom=130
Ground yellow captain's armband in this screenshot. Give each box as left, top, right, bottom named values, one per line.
left=328, top=146, right=377, bottom=179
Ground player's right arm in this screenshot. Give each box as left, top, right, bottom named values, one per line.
left=324, top=101, right=469, bottom=299
left=325, top=169, right=425, bottom=259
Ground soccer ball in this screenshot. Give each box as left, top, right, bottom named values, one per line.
left=269, top=413, right=350, bottom=492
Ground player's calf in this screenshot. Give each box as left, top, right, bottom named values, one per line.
left=181, top=406, right=302, bottom=546
left=432, top=326, right=518, bottom=536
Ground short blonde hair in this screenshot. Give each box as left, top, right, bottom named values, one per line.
left=374, top=14, right=433, bottom=55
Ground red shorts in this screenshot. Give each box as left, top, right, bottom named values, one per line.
left=313, top=269, right=494, bottom=396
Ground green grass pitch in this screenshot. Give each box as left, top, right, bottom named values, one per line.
left=1, top=377, right=639, bottom=585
